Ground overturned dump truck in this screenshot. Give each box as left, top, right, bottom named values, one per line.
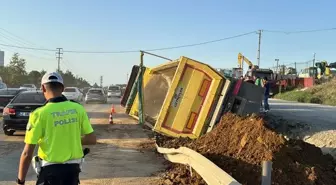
left=122, top=56, right=264, bottom=138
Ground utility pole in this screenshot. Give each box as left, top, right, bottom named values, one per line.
left=275, top=59, right=279, bottom=73
left=56, top=48, right=63, bottom=72
left=313, top=53, right=316, bottom=67
left=100, top=76, right=103, bottom=88
left=257, top=30, right=262, bottom=67
left=126, top=73, right=129, bottom=83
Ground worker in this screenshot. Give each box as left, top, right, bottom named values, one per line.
left=17, top=72, right=97, bottom=185
left=255, top=76, right=263, bottom=87
left=263, top=77, right=270, bottom=112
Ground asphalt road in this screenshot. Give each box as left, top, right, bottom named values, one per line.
left=269, top=98, right=336, bottom=157
left=0, top=97, right=164, bottom=185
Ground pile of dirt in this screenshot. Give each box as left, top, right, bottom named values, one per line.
left=156, top=113, right=336, bottom=185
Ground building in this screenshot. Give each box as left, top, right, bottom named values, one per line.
left=0, top=51, right=4, bottom=67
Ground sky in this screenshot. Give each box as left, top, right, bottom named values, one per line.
left=0, top=0, right=336, bottom=85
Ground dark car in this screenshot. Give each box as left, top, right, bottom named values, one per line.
left=2, top=91, right=46, bottom=136
left=85, top=88, right=107, bottom=104
left=0, top=88, right=27, bottom=113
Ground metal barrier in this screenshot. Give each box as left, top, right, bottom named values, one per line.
left=156, top=145, right=242, bottom=185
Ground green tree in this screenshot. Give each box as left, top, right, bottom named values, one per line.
left=8, top=53, right=27, bottom=87
left=40, top=70, right=46, bottom=77
left=0, top=53, right=91, bottom=88
left=28, top=70, right=43, bottom=86
left=92, top=83, right=99, bottom=88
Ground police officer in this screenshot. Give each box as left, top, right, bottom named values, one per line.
left=17, top=72, right=97, bottom=185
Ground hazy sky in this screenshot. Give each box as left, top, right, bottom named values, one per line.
left=1, top=0, right=335, bottom=85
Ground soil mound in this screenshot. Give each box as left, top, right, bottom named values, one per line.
left=156, top=113, right=336, bottom=185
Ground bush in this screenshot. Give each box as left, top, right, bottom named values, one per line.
left=275, top=79, right=336, bottom=106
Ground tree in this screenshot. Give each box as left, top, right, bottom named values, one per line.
left=92, top=83, right=99, bottom=88
left=28, top=70, right=43, bottom=86
left=8, top=53, right=27, bottom=86
left=0, top=53, right=91, bottom=88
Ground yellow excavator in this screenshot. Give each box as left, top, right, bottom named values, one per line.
left=234, top=53, right=273, bottom=80
left=231, top=53, right=253, bottom=78
left=315, top=60, right=331, bottom=78
left=300, top=61, right=332, bottom=79
left=237, top=52, right=255, bottom=70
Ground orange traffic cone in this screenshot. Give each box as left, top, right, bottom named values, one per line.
left=109, top=105, right=115, bottom=124
left=111, top=105, right=116, bottom=114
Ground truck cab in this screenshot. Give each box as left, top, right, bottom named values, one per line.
left=246, top=68, right=274, bottom=80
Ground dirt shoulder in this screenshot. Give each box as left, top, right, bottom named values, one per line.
left=80, top=104, right=166, bottom=185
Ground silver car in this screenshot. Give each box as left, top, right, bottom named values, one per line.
left=85, top=88, right=107, bottom=104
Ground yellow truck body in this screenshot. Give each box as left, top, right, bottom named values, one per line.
left=128, top=56, right=223, bottom=138
left=153, top=57, right=223, bottom=138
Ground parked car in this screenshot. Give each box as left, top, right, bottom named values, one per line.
left=107, top=85, right=122, bottom=98
left=85, top=88, right=107, bottom=104
left=20, top=84, right=37, bottom=91
left=2, top=91, right=46, bottom=136
left=62, top=87, right=83, bottom=102
left=0, top=88, right=27, bottom=114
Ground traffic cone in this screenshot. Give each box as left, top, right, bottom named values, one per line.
left=111, top=105, right=116, bottom=114
left=109, top=113, right=113, bottom=124
left=109, top=105, right=115, bottom=124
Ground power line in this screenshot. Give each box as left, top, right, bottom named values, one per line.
left=0, top=35, right=55, bottom=60
left=264, top=28, right=336, bottom=34
left=265, top=59, right=314, bottom=69
left=0, top=28, right=38, bottom=47
left=0, top=27, right=335, bottom=54
left=0, top=28, right=56, bottom=58
left=141, top=31, right=257, bottom=52
left=0, top=31, right=257, bottom=54
left=0, top=43, right=55, bottom=52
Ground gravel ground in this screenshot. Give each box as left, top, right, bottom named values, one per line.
left=269, top=98, right=336, bottom=158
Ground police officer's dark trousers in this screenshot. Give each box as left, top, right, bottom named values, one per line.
left=36, top=164, right=80, bottom=185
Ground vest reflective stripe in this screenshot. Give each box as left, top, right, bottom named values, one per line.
left=41, top=158, right=83, bottom=167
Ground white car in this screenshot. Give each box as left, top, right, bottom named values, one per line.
left=107, top=85, right=122, bottom=98
left=20, top=84, right=37, bottom=91
left=62, top=87, right=83, bottom=101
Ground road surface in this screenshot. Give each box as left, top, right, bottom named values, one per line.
left=269, top=98, right=336, bottom=158
left=0, top=98, right=165, bottom=185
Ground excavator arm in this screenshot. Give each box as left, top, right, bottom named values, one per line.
left=238, top=53, right=253, bottom=69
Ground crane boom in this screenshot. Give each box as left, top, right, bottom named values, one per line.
left=238, top=53, right=253, bottom=69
